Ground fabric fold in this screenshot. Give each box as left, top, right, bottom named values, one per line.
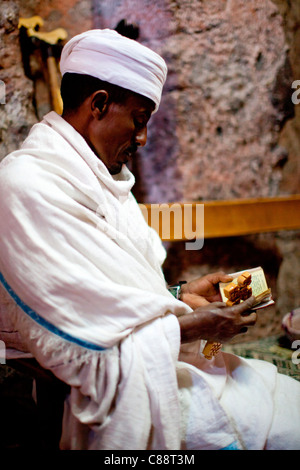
left=1, top=111, right=299, bottom=450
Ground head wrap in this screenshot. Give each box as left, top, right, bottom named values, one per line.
left=60, top=29, right=167, bottom=111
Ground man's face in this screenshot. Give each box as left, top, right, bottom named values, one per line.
left=89, top=93, right=154, bottom=175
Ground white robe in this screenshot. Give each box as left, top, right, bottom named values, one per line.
left=0, top=111, right=299, bottom=450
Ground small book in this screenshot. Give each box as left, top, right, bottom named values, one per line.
left=219, top=266, right=274, bottom=310
left=202, top=267, right=274, bottom=360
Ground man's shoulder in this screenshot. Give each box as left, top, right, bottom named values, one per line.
left=0, top=116, right=72, bottom=191
left=0, top=117, right=57, bottom=177
left=0, top=152, right=42, bottom=199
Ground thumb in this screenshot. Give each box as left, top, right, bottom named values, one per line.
left=218, top=273, right=234, bottom=283
left=238, top=296, right=257, bottom=314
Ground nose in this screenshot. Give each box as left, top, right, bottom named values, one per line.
left=135, top=126, right=147, bottom=147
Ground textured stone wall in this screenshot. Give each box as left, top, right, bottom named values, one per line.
left=94, top=0, right=296, bottom=204
left=0, top=0, right=37, bottom=159
left=274, top=0, right=300, bottom=195
left=0, top=0, right=300, bottom=340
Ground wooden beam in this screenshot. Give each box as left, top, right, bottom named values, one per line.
left=139, top=195, right=300, bottom=241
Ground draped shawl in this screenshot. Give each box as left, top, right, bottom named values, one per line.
left=1, top=112, right=299, bottom=450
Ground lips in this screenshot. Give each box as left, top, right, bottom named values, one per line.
left=126, top=144, right=138, bottom=156
left=121, top=145, right=138, bottom=164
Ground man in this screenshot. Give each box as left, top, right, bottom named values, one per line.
left=0, top=29, right=299, bottom=450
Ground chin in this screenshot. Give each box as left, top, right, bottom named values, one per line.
left=109, top=164, right=123, bottom=175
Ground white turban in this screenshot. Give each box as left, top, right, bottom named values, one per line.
left=60, top=29, right=167, bottom=111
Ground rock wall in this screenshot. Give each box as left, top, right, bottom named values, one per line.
left=0, top=0, right=37, bottom=160
left=94, top=0, right=296, bottom=204
left=0, top=0, right=300, bottom=340
left=274, top=0, right=300, bottom=195
left=271, top=0, right=300, bottom=327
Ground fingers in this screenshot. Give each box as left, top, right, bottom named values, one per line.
left=218, top=272, right=234, bottom=283
left=193, top=301, right=226, bottom=313
left=231, top=296, right=256, bottom=314
left=206, top=301, right=227, bottom=308
left=206, top=271, right=233, bottom=284
left=241, top=311, right=257, bottom=326
left=229, top=296, right=257, bottom=329
left=235, top=297, right=257, bottom=326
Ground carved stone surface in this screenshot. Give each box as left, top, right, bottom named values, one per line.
left=0, top=0, right=37, bottom=159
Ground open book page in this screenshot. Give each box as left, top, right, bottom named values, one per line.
left=203, top=267, right=274, bottom=359
left=219, top=266, right=274, bottom=310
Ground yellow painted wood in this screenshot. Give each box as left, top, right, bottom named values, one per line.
left=46, top=56, right=63, bottom=115
left=139, top=195, right=300, bottom=241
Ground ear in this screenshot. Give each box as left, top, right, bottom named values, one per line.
left=91, top=90, right=109, bottom=118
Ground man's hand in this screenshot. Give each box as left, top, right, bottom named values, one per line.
left=178, top=296, right=257, bottom=344
left=180, top=272, right=233, bottom=308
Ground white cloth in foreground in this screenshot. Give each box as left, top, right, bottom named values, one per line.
left=60, top=29, right=167, bottom=112
left=0, top=111, right=299, bottom=450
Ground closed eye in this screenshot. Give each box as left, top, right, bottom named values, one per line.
left=133, top=110, right=151, bottom=130
left=134, top=117, right=147, bottom=130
